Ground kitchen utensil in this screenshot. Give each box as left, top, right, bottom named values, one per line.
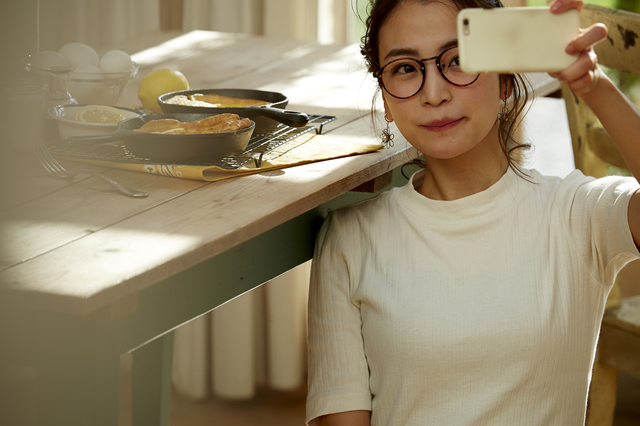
left=59, top=113, right=255, bottom=163
left=157, top=88, right=309, bottom=133
left=35, top=145, right=149, bottom=198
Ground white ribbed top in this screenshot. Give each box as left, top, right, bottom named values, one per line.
left=307, top=167, right=639, bottom=426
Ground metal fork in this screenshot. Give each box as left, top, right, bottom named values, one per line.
left=35, top=145, right=150, bottom=198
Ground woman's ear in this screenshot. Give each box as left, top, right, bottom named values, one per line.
left=500, top=75, right=513, bottom=101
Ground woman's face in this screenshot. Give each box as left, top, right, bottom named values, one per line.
left=378, top=0, right=503, bottom=163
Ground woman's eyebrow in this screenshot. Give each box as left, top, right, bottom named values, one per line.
left=382, top=39, right=458, bottom=62
left=383, top=47, right=420, bottom=62
left=440, top=39, right=458, bottom=52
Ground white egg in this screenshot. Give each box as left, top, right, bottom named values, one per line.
left=59, top=42, right=99, bottom=69
left=30, top=50, right=69, bottom=70
left=99, top=50, right=133, bottom=74
left=70, top=64, right=104, bottom=81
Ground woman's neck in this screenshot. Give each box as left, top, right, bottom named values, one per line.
left=416, top=140, right=509, bottom=201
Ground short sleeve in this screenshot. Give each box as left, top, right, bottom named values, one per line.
left=559, top=171, right=640, bottom=286
left=306, top=211, right=372, bottom=425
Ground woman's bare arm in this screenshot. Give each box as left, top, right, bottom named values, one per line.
left=579, top=74, right=640, bottom=249
left=310, top=410, right=371, bottom=426
left=550, top=0, right=640, bottom=248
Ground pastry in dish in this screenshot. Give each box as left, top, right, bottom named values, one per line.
left=165, top=93, right=269, bottom=108
left=134, top=113, right=252, bottom=135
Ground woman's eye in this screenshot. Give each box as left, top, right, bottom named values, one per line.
left=446, top=55, right=461, bottom=69
left=392, top=62, right=419, bottom=75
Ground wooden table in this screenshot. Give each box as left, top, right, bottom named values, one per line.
left=0, top=31, right=419, bottom=425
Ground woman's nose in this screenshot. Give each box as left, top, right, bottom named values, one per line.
left=418, top=62, right=451, bottom=106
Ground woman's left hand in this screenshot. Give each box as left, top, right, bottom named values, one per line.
left=548, top=0, right=608, bottom=99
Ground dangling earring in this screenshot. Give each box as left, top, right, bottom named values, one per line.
left=496, top=98, right=509, bottom=126
left=381, top=116, right=395, bottom=147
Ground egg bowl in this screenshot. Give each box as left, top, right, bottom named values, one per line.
left=67, top=64, right=139, bottom=104
left=23, top=56, right=139, bottom=105
left=48, top=104, right=143, bottom=138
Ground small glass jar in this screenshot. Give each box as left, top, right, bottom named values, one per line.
left=1, top=78, right=48, bottom=153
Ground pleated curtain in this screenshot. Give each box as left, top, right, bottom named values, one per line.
left=37, top=0, right=161, bottom=52
left=173, top=261, right=311, bottom=400
left=182, top=0, right=361, bottom=44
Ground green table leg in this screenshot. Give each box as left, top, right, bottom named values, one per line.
left=132, top=332, right=174, bottom=426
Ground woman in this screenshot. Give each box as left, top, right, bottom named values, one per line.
left=306, top=0, right=640, bottom=424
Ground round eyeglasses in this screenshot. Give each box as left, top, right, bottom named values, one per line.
left=374, top=45, right=480, bottom=99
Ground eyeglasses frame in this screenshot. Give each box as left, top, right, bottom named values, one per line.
left=374, top=45, right=480, bottom=99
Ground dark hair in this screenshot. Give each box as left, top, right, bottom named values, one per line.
left=359, top=0, right=531, bottom=176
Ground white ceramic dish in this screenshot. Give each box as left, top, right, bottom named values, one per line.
left=48, top=104, right=142, bottom=137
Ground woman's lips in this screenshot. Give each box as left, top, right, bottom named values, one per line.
left=422, top=117, right=463, bottom=132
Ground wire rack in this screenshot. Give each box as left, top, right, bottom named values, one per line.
left=50, top=114, right=337, bottom=170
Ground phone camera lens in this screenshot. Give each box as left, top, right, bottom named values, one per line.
left=463, top=18, right=469, bottom=26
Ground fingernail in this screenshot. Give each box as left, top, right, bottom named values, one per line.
left=551, top=2, right=561, bottom=11
left=566, top=45, right=576, bottom=55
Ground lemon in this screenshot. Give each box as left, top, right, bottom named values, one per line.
left=75, top=105, right=127, bottom=124
left=137, top=69, right=189, bottom=113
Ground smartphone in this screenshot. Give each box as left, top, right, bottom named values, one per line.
left=457, top=7, right=580, bottom=74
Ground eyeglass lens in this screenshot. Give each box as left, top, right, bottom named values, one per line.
left=379, top=47, right=478, bottom=99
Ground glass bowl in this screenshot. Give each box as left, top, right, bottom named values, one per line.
left=23, top=55, right=139, bottom=105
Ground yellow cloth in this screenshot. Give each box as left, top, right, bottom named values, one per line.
left=62, top=133, right=383, bottom=182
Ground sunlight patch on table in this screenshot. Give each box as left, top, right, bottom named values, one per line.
left=132, top=30, right=241, bottom=66
left=1, top=224, right=204, bottom=299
